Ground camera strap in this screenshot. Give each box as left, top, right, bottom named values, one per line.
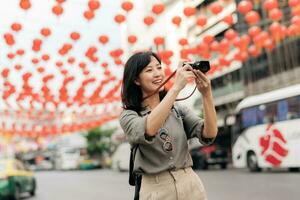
left=142, top=69, right=198, bottom=101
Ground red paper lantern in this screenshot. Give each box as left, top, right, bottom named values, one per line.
left=1, top=68, right=10, bottom=78
left=263, top=0, right=278, bottom=11
left=248, top=45, right=260, bottom=57
left=223, top=14, right=234, bottom=25
left=31, top=58, right=39, bottom=64
left=41, top=28, right=51, bottom=37
left=84, top=10, right=95, bottom=20
left=248, top=26, right=261, bottom=37
left=98, top=35, right=109, bottom=44
left=68, top=57, right=75, bottom=64
left=144, top=16, right=155, bottom=26
left=152, top=4, right=165, bottom=15
left=210, top=2, right=223, bottom=15
left=179, top=38, right=188, bottom=46
left=121, top=1, right=134, bottom=12
left=114, top=14, right=126, bottom=24
left=16, top=49, right=25, bottom=55
left=4, top=33, right=15, bottom=46
left=196, top=15, right=207, bottom=27
left=203, top=35, right=214, bottom=44
left=128, top=35, right=137, bottom=44
left=237, top=0, right=253, bottom=15
left=19, top=0, right=31, bottom=10
left=264, top=39, right=274, bottom=51
left=70, top=32, right=80, bottom=40
left=172, top=16, right=181, bottom=26
left=245, top=11, right=260, bottom=25
left=154, top=36, right=164, bottom=45
left=11, top=23, right=22, bottom=32
left=7, top=53, right=15, bottom=59
left=224, top=29, right=238, bottom=40
left=52, top=4, right=64, bottom=16
left=42, top=54, right=50, bottom=61
left=268, top=8, right=283, bottom=21
left=88, top=0, right=100, bottom=10
left=210, top=41, right=219, bottom=52
left=183, top=7, right=196, bottom=17
left=288, top=0, right=300, bottom=7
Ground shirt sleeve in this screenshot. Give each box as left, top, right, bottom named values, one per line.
left=119, top=109, right=155, bottom=145
left=176, top=103, right=215, bottom=146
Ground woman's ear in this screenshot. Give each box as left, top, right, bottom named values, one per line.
left=134, top=79, right=140, bottom=86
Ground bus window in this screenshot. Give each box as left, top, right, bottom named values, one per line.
left=264, top=102, right=277, bottom=123
left=257, top=105, right=266, bottom=125
left=277, top=100, right=288, bottom=121
left=242, top=107, right=257, bottom=128
left=287, top=96, right=300, bottom=119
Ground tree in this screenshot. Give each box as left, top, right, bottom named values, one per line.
left=85, top=127, right=115, bottom=158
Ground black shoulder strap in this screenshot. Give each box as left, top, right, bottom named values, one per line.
left=129, top=144, right=139, bottom=186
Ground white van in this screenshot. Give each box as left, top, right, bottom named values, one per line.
left=111, top=143, right=130, bottom=172
left=55, top=147, right=80, bottom=170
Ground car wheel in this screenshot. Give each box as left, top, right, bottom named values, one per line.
left=289, top=168, right=300, bottom=172
left=30, top=179, right=36, bottom=196
left=247, top=151, right=261, bottom=172
left=220, top=163, right=227, bottom=169
left=10, top=185, right=21, bottom=200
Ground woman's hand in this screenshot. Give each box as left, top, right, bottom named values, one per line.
left=193, top=69, right=212, bottom=96
left=172, top=61, right=196, bottom=91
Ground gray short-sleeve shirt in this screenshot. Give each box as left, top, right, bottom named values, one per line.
left=119, top=103, right=215, bottom=175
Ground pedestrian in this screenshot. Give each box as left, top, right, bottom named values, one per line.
left=119, top=51, right=218, bottom=200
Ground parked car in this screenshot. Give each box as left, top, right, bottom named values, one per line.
left=55, top=147, right=81, bottom=170
left=79, top=159, right=101, bottom=170
left=111, top=142, right=130, bottom=172
left=191, top=144, right=228, bottom=170
left=0, top=159, right=36, bottom=200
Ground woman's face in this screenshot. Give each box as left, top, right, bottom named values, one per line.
left=135, top=56, right=165, bottom=96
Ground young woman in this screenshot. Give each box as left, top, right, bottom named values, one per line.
left=119, top=51, right=218, bottom=200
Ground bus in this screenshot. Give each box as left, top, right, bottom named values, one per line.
left=229, top=84, right=300, bottom=172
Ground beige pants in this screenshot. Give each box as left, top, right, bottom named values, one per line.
left=139, top=167, right=208, bottom=200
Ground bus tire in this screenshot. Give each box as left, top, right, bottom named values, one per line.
left=289, top=168, right=300, bottom=172
left=247, top=151, right=261, bottom=172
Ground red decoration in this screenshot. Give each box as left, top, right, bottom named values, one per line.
left=41, top=28, right=51, bottom=37
left=237, top=0, right=253, bottom=15
left=245, top=11, right=260, bottom=25
left=144, top=16, right=155, bottom=26
left=121, top=1, right=134, bottom=12
left=84, top=10, right=95, bottom=20
left=268, top=8, right=283, bottom=21
left=223, top=14, right=234, bottom=25
left=128, top=35, right=137, bottom=44
left=224, top=29, right=238, bottom=40
left=19, top=0, right=31, bottom=10
left=179, top=38, right=188, bottom=46
left=4, top=33, right=15, bottom=46
left=152, top=4, right=165, bottom=15
left=203, top=35, right=214, bottom=44
left=115, top=14, right=126, bottom=24
left=263, top=0, right=278, bottom=11
left=11, top=23, right=22, bottom=32
left=154, top=36, right=164, bottom=45
left=88, top=0, right=100, bottom=10
left=288, top=0, right=300, bottom=7
left=183, top=7, right=196, bottom=17
left=99, top=35, right=109, bottom=44
left=248, top=26, right=261, bottom=37
left=52, top=4, right=64, bottom=16
left=70, top=32, right=80, bottom=40
left=210, top=2, right=223, bottom=15
left=172, top=16, right=181, bottom=26
left=196, top=15, right=207, bottom=27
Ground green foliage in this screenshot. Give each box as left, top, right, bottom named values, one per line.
left=85, top=127, right=115, bottom=157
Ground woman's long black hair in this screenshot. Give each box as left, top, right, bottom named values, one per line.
left=121, top=51, right=167, bottom=113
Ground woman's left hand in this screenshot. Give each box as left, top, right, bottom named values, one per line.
left=193, top=69, right=212, bottom=96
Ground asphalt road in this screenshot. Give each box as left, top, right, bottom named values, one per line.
left=22, top=168, right=300, bottom=200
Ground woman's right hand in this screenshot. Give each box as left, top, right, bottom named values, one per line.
left=172, top=61, right=196, bottom=91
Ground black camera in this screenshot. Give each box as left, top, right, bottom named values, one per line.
left=188, top=61, right=210, bottom=73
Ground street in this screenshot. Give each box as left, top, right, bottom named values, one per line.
left=22, top=168, right=299, bottom=200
